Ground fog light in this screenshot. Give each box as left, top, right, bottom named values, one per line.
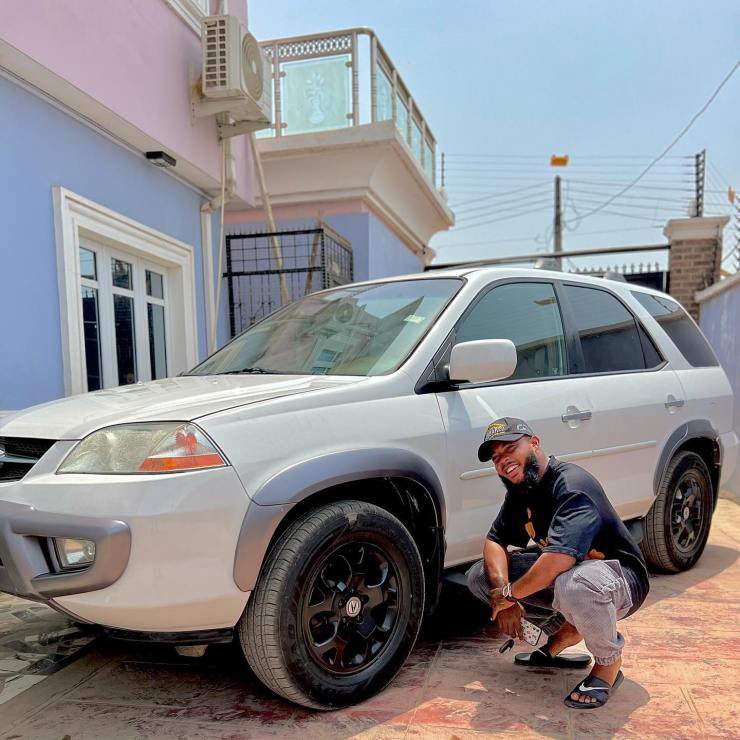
left=54, top=538, right=96, bottom=570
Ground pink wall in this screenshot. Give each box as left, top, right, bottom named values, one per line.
left=2, top=0, right=255, bottom=203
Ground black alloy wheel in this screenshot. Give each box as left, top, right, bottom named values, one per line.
left=302, top=542, right=400, bottom=675
left=641, top=450, right=714, bottom=573
left=239, top=500, right=425, bottom=709
left=669, top=469, right=709, bottom=556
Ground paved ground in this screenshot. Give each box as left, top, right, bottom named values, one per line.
left=1, top=498, right=738, bottom=739
left=0, top=596, right=94, bottom=705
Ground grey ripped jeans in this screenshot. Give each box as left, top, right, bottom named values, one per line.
left=466, top=550, right=634, bottom=665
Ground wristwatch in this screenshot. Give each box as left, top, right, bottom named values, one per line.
left=502, top=582, right=519, bottom=603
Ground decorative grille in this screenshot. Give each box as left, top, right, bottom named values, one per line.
left=277, top=35, right=353, bottom=61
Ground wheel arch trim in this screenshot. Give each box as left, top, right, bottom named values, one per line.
left=233, top=448, right=446, bottom=593
left=653, top=419, right=721, bottom=496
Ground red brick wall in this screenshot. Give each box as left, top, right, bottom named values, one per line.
left=668, top=237, right=722, bottom=320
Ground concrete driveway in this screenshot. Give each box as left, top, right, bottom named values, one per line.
left=1, top=498, right=738, bottom=739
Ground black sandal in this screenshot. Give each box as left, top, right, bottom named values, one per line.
left=564, top=670, right=624, bottom=709
left=515, top=646, right=591, bottom=668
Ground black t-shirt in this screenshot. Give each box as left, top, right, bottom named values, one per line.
left=487, top=457, right=649, bottom=609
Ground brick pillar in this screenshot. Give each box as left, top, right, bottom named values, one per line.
left=664, top=216, right=729, bottom=320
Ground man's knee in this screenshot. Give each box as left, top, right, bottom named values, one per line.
left=553, top=569, right=592, bottom=615
left=466, top=559, right=490, bottom=604
left=554, top=562, right=629, bottom=617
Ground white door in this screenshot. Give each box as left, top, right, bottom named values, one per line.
left=558, top=283, right=685, bottom=519
left=436, top=280, right=594, bottom=566
left=78, top=239, right=172, bottom=391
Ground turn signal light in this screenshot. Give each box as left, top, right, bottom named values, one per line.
left=137, top=429, right=226, bottom=472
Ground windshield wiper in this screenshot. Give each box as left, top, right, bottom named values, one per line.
left=220, top=366, right=276, bottom=375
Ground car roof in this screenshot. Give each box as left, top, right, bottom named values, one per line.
left=345, top=265, right=666, bottom=295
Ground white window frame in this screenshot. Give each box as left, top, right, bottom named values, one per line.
left=53, top=187, right=198, bottom=397
left=79, top=242, right=175, bottom=389
left=165, top=0, right=211, bottom=35
left=143, top=265, right=170, bottom=382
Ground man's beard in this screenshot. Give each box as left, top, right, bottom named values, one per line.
left=500, top=452, right=542, bottom=494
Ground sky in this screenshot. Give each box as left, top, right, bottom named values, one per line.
left=249, top=1, right=740, bottom=273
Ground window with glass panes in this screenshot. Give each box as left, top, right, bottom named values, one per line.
left=78, top=242, right=170, bottom=391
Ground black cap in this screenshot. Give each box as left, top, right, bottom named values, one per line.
left=477, top=417, right=534, bottom=462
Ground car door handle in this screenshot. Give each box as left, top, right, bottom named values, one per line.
left=561, top=408, right=592, bottom=423
left=665, top=396, right=685, bottom=410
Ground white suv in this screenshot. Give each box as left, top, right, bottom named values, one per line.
left=0, top=267, right=736, bottom=708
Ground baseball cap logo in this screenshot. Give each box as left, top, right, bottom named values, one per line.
left=485, top=421, right=508, bottom=439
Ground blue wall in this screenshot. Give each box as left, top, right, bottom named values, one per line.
left=367, top=212, right=425, bottom=278
left=699, top=283, right=740, bottom=495
left=0, top=77, right=208, bottom=409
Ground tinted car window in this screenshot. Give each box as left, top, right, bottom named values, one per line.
left=638, top=325, right=664, bottom=368
left=632, top=292, right=719, bottom=367
left=455, top=282, right=567, bottom=380
left=564, top=285, right=645, bottom=373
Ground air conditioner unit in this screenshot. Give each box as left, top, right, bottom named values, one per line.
left=199, top=15, right=272, bottom=132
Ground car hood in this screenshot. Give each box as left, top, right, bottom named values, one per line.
left=0, top=374, right=364, bottom=440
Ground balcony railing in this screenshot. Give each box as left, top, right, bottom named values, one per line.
left=258, top=28, right=437, bottom=185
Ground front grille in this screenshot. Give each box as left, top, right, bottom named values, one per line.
left=0, top=436, right=56, bottom=482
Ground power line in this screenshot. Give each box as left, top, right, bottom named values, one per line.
left=452, top=205, right=553, bottom=231
left=452, top=185, right=551, bottom=211
left=443, top=163, right=693, bottom=171
left=567, top=179, right=695, bottom=192
left=455, top=197, right=553, bottom=224
left=566, top=188, right=690, bottom=205
left=564, top=60, right=740, bottom=228
left=442, top=153, right=692, bottom=160
left=566, top=196, right=685, bottom=213
left=433, top=225, right=663, bottom=249
left=454, top=190, right=552, bottom=218
left=449, top=181, right=552, bottom=208
left=593, top=209, right=670, bottom=223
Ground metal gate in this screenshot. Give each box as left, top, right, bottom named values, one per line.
left=224, top=225, right=353, bottom=337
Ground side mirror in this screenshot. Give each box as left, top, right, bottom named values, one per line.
left=449, top=339, right=517, bottom=384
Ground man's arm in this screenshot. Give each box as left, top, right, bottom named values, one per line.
left=483, top=538, right=509, bottom=589
left=490, top=551, right=575, bottom=623
left=484, top=539, right=524, bottom=639
left=510, top=552, right=575, bottom=600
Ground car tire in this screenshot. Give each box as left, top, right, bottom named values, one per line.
left=641, top=451, right=714, bottom=573
left=238, top=500, right=425, bottom=709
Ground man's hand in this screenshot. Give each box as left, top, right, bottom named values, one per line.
left=490, top=588, right=524, bottom=639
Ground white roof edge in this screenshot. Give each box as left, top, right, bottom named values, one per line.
left=695, top=272, right=740, bottom=304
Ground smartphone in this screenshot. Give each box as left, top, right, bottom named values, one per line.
left=521, top=618, right=543, bottom=646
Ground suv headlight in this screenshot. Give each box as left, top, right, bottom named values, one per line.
left=57, top=423, right=227, bottom=475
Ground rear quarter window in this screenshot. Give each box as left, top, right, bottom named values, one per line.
left=563, top=284, right=647, bottom=373
left=631, top=292, right=719, bottom=367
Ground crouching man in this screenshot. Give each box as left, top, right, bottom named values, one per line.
left=466, top=418, right=649, bottom=709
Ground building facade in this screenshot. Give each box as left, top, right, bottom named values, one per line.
left=0, top=7, right=453, bottom=411
left=223, top=28, right=454, bottom=336
left=0, top=0, right=263, bottom=411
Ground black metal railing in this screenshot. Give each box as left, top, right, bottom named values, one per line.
left=224, top=226, right=353, bottom=337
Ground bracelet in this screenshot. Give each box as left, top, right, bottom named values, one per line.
left=502, top=582, right=519, bottom=603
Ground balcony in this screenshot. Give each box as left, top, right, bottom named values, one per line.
left=258, top=28, right=437, bottom=183
left=243, top=28, right=453, bottom=256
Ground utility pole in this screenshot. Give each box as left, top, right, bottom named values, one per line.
left=694, top=149, right=706, bottom=217
left=553, top=175, right=563, bottom=269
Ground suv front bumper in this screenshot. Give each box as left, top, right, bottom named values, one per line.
left=0, top=461, right=252, bottom=632
left=0, top=499, right=130, bottom=601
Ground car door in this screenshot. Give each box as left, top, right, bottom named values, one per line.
left=558, top=282, right=686, bottom=520
left=433, top=279, right=595, bottom=566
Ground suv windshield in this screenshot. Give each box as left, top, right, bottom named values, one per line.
left=189, top=278, right=462, bottom=377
